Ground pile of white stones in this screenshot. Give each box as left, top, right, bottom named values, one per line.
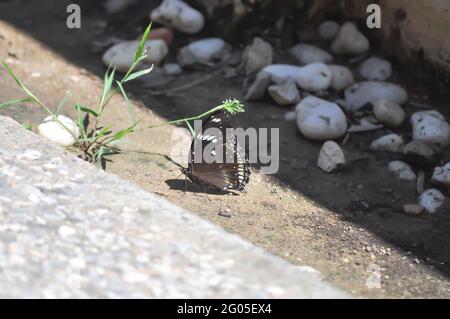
left=245, top=20, right=450, bottom=215
left=36, top=3, right=449, bottom=215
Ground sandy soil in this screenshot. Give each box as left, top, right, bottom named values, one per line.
left=1, top=0, right=450, bottom=298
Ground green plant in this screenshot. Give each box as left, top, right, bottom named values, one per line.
left=0, top=20, right=245, bottom=168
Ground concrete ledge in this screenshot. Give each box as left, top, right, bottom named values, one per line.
left=0, top=115, right=348, bottom=298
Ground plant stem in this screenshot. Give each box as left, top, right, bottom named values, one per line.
left=141, top=105, right=224, bottom=130
left=2, top=62, right=77, bottom=139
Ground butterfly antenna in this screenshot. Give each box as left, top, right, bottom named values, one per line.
left=163, top=155, right=184, bottom=170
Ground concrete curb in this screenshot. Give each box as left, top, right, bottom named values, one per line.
left=0, top=115, right=349, bottom=298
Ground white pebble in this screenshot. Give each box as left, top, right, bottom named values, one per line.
left=262, top=64, right=301, bottom=84
left=102, top=40, right=168, bottom=72
left=404, top=204, right=424, bottom=216
left=268, top=81, right=301, bottom=106
left=295, top=63, right=332, bottom=92
left=242, top=37, right=273, bottom=75
left=359, top=57, right=392, bottom=81
left=418, top=189, right=445, bottom=213
left=38, top=115, right=80, bottom=147
left=345, top=81, right=408, bottom=112
left=317, top=141, right=346, bottom=173
left=177, top=38, right=228, bottom=66
left=163, top=63, right=182, bottom=75
left=388, top=161, right=417, bottom=181
left=289, top=44, right=333, bottom=65
left=411, top=111, right=450, bottom=147
left=431, top=163, right=450, bottom=188
left=370, top=134, right=404, bottom=152
left=331, top=22, right=370, bottom=55
left=150, top=0, right=204, bottom=34
left=296, top=96, right=347, bottom=141
left=318, top=21, right=340, bottom=41
left=329, top=65, right=355, bottom=91
left=372, top=99, right=405, bottom=127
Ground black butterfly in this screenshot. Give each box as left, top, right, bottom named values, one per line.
left=181, top=111, right=250, bottom=192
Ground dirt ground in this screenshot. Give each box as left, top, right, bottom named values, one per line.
left=1, top=0, right=450, bottom=298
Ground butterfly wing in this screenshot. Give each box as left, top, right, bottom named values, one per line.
left=187, top=111, right=250, bottom=191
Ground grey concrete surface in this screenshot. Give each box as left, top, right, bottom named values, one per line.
left=0, top=115, right=349, bottom=298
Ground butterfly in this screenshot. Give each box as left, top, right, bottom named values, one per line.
left=181, top=111, right=250, bottom=192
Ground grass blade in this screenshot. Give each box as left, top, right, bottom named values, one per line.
left=75, top=104, right=87, bottom=139
left=116, top=80, right=136, bottom=124
left=56, top=91, right=71, bottom=115
left=75, top=104, right=99, bottom=117
left=123, top=65, right=153, bottom=83
left=2, top=62, right=77, bottom=139
left=94, top=124, right=114, bottom=140
left=0, top=97, right=33, bottom=110
left=185, top=120, right=195, bottom=137
left=113, top=123, right=137, bottom=140
left=134, top=21, right=152, bottom=62
left=99, top=66, right=116, bottom=110
left=2, top=62, right=46, bottom=106
left=22, top=123, right=32, bottom=131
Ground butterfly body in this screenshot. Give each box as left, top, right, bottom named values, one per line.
left=181, top=111, right=250, bottom=192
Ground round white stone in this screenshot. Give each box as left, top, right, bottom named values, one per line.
left=186, top=38, right=225, bottom=60
left=318, top=21, right=340, bottom=41
left=102, top=40, right=168, bottom=72
left=295, top=63, right=332, bottom=92
left=262, top=64, right=301, bottom=84
left=418, top=189, right=445, bottom=213
left=388, top=161, right=417, bottom=181
left=242, top=37, right=273, bottom=74
left=372, top=99, right=405, bottom=127
left=411, top=111, right=450, bottom=147
left=295, top=96, right=347, bottom=141
left=289, top=44, right=333, bottom=65
left=329, top=65, right=355, bottom=91
left=331, top=22, right=370, bottom=55
left=177, top=38, right=228, bottom=66
left=345, top=81, right=408, bottom=112
left=370, top=134, right=404, bottom=152
left=163, top=63, right=182, bottom=75
left=38, top=115, right=80, bottom=147
left=359, top=57, right=392, bottom=81
left=150, top=0, right=205, bottom=34
left=431, top=163, right=450, bottom=188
